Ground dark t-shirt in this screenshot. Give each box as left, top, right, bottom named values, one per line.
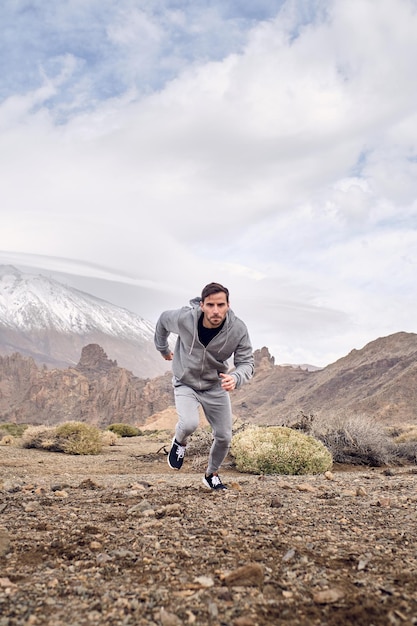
left=198, top=314, right=225, bottom=347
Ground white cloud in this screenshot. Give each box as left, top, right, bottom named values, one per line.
left=1, top=0, right=417, bottom=366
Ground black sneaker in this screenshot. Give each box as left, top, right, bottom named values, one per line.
left=202, top=473, right=227, bottom=490
left=168, top=438, right=186, bottom=470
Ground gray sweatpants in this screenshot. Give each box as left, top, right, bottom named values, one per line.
left=173, top=381, right=233, bottom=475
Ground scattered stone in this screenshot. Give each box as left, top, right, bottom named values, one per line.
left=159, top=607, right=182, bottom=625
left=207, top=602, right=218, bottom=619
left=313, top=587, right=345, bottom=604
left=0, top=577, right=16, bottom=589
left=127, top=499, right=155, bottom=516
left=53, top=490, right=69, bottom=498
left=297, top=483, right=317, bottom=493
left=51, top=484, right=70, bottom=492
left=23, top=501, right=39, bottom=512
left=376, top=497, right=391, bottom=507
left=130, top=481, right=151, bottom=490
left=194, top=575, right=214, bottom=588
left=224, top=563, right=264, bottom=588
left=358, top=555, right=372, bottom=571
left=160, top=503, right=181, bottom=516
left=1, top=435, right=417, bottom=625
left=78, top=478, right=101, bottom=490
left=0, top=528, right=10, bottom=556
left=282, top=549, right=296, bottom=562
left=233, top=617, right=257, bottom=626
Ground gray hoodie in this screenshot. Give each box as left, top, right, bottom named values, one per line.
left=154, top=297, right=254, bottom=391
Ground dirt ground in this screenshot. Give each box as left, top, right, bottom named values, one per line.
left=1, top=435, right=417, bottom=626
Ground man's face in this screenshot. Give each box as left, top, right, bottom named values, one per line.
left=200, top=292, right=230, bottom=329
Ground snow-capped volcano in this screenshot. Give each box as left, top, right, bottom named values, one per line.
left=0, top=265, right=169, bottom=378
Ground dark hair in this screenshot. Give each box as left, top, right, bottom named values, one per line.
left=201, top=282, right=229, bottom=303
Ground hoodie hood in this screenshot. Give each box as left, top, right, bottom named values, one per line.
left=189, top=296, right=201, bottom=307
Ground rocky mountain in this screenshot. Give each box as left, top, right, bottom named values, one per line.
left=0, top=265, right=169, bottom=378
left=0, top=344, right=174, bottom=427
left=1, top=332, right=417, bottom=428
left=233, top=331, right=417, bottom=425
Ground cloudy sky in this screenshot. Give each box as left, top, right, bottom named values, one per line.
left=1, top=0, right=417, bottom=367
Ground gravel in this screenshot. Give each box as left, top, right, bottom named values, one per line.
left=1, top=436, right=417, bottom=625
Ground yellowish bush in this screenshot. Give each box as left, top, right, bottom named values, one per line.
left=101, top=430, right=119, bottom=446
left=54, top=422, right=102, bottom=455
left=0, top=423, right=28, bottom=438
left=231, top=425, right=332, bottom=475
left=107, top=423, right=141, bottom=437
left=21, top=422, right=102, bottom=455
left=0, top=435, right=15, bottom=446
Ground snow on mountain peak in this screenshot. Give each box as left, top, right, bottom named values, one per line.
left=0, top=265, right=155, bottom=340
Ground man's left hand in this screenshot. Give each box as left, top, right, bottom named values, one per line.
left=220, top=373, right=236, bottom=392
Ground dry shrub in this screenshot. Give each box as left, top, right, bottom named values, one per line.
left=395, top=441, right=417, bottom=463
left=21, top=425, right=57, bottom=450
left=101, top=430, right=119, bottom=446
left=186, top=428, right=213, bottom=457
left=231, top=425, right=332, bottom=475
left=0, top=435, right=15, bottom=446
left=393, top=425, right=417, bottom=443
left=186, top=429, right=212, bottom=471
left=303, top=411, right=396, bottom=466
left=21, top=422, right=102, bottom=455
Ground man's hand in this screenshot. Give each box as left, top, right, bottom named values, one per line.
left=162, top=352, right=174, bottom=361
left=220, top=373, right=236, bottom=392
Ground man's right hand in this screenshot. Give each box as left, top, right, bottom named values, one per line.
left=163, top=352, right=174, bottom=361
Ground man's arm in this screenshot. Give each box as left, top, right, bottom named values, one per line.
left=229, top=330, right=255, bottom=389
left=154, top=309, right=181, bottom=359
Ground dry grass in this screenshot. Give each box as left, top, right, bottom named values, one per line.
left=285, top=410, right=398, bottom=466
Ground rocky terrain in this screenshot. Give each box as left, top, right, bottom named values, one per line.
left=2, top=332, right=417, bottom=429
left=0, top=345, right=175, bottom=427
left=1, top=436, right=417, bottom=626
left=233, top=332, right=417, bottom=425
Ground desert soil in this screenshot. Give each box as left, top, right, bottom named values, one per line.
left=0, top=435, right=417, bottom=626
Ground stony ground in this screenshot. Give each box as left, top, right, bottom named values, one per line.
left=1, top=435, right=417, bottom=626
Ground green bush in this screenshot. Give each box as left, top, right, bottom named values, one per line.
left=231, top=425, right=332, bottom=475
left=107, top=423, right=141, bottom=437
left=0, top=423, right=28, bottom=438
left=54, top=422, right=103, bottom=455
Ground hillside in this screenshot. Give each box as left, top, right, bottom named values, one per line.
left=1, top=332, right=417, bottom=427
left=234, top=332, right=417, bottom=424
left=0, top=345, right=174, bottom=427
